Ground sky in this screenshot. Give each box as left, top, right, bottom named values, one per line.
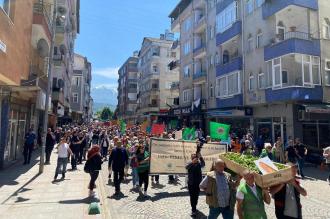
left=75, top=0, right=178, bottom=89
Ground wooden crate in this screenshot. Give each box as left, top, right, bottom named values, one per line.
left=220, top=154, right=294, bottom=188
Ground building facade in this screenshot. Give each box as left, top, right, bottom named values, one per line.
left=136, top=31, right=180, bottom=124
left=169, top=0, right=330, bottom=149
left=117, top=52, right=139, bottom=124
left=51, top=0, right=79, bottom=126
left=71, top=53, right=92, bottom=124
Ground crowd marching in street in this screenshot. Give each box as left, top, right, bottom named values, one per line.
left=21, top=122, right=330, bottom=219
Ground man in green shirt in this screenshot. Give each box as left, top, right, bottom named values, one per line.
left=236, top=170, right=271, bottom=219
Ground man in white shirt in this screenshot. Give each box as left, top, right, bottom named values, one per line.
left=54, top=137, right=73, bottom=181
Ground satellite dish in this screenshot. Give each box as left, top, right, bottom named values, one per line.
left=58, top=79, right=65, bottom=88
left=57, top=6, right=67, bottom=16
left=37, top=39, right=49, bottom=58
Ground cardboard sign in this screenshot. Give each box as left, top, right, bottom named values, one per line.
left=150, top=138, right=227, bottom=174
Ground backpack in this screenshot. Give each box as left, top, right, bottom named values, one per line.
left=84, top=159, right=92, bottom=173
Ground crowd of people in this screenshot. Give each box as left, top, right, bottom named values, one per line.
left=22, top=122, right=330, bottom=219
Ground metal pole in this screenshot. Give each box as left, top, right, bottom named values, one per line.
left=39, top=0, right=57, bottom=173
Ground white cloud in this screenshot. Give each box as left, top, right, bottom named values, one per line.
left=93, top=84, right=118, bottom=90
left=93, top=67, right=120, bottom=79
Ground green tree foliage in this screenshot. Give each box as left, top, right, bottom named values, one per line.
left=98, top=107, right=113, bottom=121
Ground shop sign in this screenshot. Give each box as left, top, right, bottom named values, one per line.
left=173, top=108, right=181, bottom=115
left=0, top=39, right=6, bottom=53
left=182, top=107, right=192, bottom=114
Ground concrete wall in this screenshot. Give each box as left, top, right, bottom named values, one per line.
left=0, top=0, right=34, bottom=85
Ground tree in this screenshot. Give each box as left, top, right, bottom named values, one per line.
left=99, top=107, right=113, bottom=121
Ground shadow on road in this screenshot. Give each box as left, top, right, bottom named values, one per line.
left=59, top=196, right=99, bottom=204
left=304, top=166, right=329, bottom=181
left=108, top=192, right=128, bottom=200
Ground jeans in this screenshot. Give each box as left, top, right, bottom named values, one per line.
left=101, top=147, right=108, bottom=158
left=113, top=169, right=124, bottom=192
left=188, top=184, right=200, bottom=212
left=89, top=171, right=99, bottom=191
left=132, top=168, right=139, bottom=186
left=55, top=157, right=68, bottom=178
left=23, top=144, right=34, bottom=164
left=208, top=206, right=234, bottom=219
left=297, top=158, right=305, bottom=177
left=138, top=170, right=149, bottom=192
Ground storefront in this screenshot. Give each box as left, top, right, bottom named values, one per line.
left=206, top=108, right=252, bottom=139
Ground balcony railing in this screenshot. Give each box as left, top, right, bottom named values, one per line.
left=33, top=3, right=52, bottom=33
left=194, top=15, right=206, bottom=33
left=193, top=71, right=206, bottom=80
left=170, top=82, right=180, bottom=90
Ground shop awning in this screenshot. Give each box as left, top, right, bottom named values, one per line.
left=304, top=104, right=330, bottom=114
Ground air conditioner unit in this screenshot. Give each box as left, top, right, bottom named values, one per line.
left=298, top=110, right=311, bottom=121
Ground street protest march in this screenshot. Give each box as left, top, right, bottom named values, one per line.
left=149, top=138, right=227, bottom=174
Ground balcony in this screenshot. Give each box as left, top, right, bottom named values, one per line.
left=193, top=71, right=206, bottom=83
left=170, top=82, right=180, bottom=90
left=216, top=21, right=242, bottom=46
left=216, top=0, right=235, bottom=14
left=168, top=60, right=180, bottom=70
left=52, top=90, right=65, bottom=104
left=264, top=31, right=320, bottom=61
left=262, top=0, right=318, bottom=19
left=216, top=94, right=243, bottom=109
left=194, top=16, right=206, bottom=33
left=193, top=44, right=206, bottom=59
left=33, top=3, right=52, bottom=41
left=56, top=25, right=65, bottom=33
left=265, top=86, right=323, bottom=103
left=216, top=57, right=242, bottom=77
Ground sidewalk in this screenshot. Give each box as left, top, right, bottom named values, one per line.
left=0, top=151, right=103, bottom=219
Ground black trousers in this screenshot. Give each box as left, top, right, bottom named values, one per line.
left=138, top=171, right=149, bottom=192
left=275, top=208, right=301, bottom=219
left=45, top=147, right=53, bottom=163
left=23, top=144, right=34, bottom=164
left=169, top=175, right=174, bottom=181
left=101, top=147, right=108, bottom=158
left=113, top=169, right=124, bottom=192
left=78, top=146, right=84, bottom=163
left=89, top=171, right=99, bottom=190
left=152, top=175, right=159, bottom=182
left=71, top=147, right=79, bottom=169
left=188, top=184, right=200, bottom=212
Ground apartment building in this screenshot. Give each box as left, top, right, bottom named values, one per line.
left=169, top=0, right=330, bottom=148
left=71, top=53, right=92, bottom=124
left=136, top=31, right=180, bottom=124
left=117, top=52, right=139, bottom=124
left=170, top=0, right=216, bottom=130
left=51, top=0, right=79, bottom=126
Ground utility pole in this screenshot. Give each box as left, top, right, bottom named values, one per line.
left=39, top=0, right=57, bottom=173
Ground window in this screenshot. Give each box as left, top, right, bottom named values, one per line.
left=184, top=65, right=190, bottom=78
left=210, top=84, right=214, bottom=98
left=248, top=73, right=256, bottom=91
left=323, top=19, right=330, bottom=39
left=247, top=36, right=253, bottom=53
left=216, top=72, right=241, bottom=98
left=171, top=52, right=176, bottom=58
left=152, top=64, right=158, bottom=73
left=223, top=50, right=229, bottom=64
left=256, top=32, right=263, bottom=48
left=72, top=77, right=80, bottom=87
left=0, top=0, right=11, bottom=17
left=183, top=89, right=191, bottom=103
left=272, top=58, right=281, bottom=87
left=215, top=52, right=220, bottom=64
left=258, top=72, right=266, bottom=89
left=183, top=17, right=192, bottom=32
left=209, top=25, right=215, bottom=39
left=326, top=60, right=330, bottom=85
left=276, top=22, right=285, bottom=41
left=183, top=41, right=191, bottom=55
left=165, top=82, right=172, bottom=89
left=246, top=0, right=254, bottom=14
left=255, top=0, right=264, bottom=8
left=72, top=93, right=79, bottom=103
left=216, top=1, right=237, bottom=33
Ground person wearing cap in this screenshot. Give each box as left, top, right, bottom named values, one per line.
left=270, top=163, right=307, bottom=219
left=236, top=170, right=271, bottom=219
left=260, top=143, right=274, bottom=161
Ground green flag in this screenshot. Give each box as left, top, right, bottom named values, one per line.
left=120, top=120, right=126, bottom=134
left=210, top=121, right=230, bottom=141
left=169, top=120, right=178, bottom=129
left=183, top=127, right=196, bottom=140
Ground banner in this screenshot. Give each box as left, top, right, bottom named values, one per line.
left=150, top=138, right=227, bottom=174
left=210, top=122, right=230, bottom=141
left=151, top=124, right=165, bottom=135
left=175, top=130, right=182, bottom=140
